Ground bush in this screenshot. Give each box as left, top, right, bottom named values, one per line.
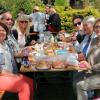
left=0, top=0, right=100, bottom=33
left=57, top=6, right=100, bottom=33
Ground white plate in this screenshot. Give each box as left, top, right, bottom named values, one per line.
left=35, top=66, right=51, bottom=70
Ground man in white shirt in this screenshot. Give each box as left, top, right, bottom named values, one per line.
left=29, top=6, right=46, bottom=32
left=76, top=16, right=96, bottom=57
left=72, top=16, right=96, bottom=99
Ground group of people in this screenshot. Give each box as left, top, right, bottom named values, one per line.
left=76, top=17, right=100, bottom=100
left=0, top=4, right=100, bottom=100
left=54, top=14, right=100, bottom=100
left=70, top=15, right=100, bottom=100
left=0, top=11, right=34, bottom=100
left=0, top=5, right=61, bottom=100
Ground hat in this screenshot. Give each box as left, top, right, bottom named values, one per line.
left=17, top=14, right=29, bottom=22
left=83, top=16, right=95, bottom=25
left=33, top=6, right=39, bottom=11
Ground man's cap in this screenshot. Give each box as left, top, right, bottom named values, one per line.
left=33, top=6, right=39, bottom=11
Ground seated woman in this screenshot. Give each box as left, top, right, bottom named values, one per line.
left=57, top=30, right=71, bottom=42
left=12, top=14, right=30, bottom=48
left=0, top=22, right=34, bottom=100
left=76, top=18, right=100, bottom=100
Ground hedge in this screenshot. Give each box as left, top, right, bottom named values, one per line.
left=55, top=6, right=100, bottom=33
left=0, top=0, right=100, bottom=33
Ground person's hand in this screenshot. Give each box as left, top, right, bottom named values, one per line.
left=29, top=32, right=38, bottom=35
left=30, top=40, right=37, bottom=45
left=21, top=47, right=31, bottom=57
left=79, top=61, right=91, bottom=68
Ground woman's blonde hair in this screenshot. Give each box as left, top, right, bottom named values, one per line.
left=14, top=14, right=30, bottom=36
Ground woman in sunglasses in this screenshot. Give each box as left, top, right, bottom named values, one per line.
left=13, top=14, right=30, bottom=48
left=0, top=22, right=34, bottom=100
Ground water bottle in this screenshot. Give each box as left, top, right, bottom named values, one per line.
left=23, top=48, right=29, bottom=57
left=50, top=35, right=55, bottom=43
left=38, top=33, right=44, bottom=43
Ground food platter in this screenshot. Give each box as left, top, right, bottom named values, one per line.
left=22, top=42, right=90, bottom=71
left=35, top=61, right=51, bottom=70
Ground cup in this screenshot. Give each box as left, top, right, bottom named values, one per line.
left=22, top=48, right=29, bottom=57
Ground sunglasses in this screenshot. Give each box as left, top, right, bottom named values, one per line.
left=74, top=22, right=81, bottom=26
left=19, top=21, right=28, bottom=23
left=5, top=18, right=13, bottom=21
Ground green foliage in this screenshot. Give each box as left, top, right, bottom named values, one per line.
left=54, top=0, right=68, bottom=6
left=0, top=0, right=44, bottom=18
left=0, top=0, right=100, bottom=33
left=58, top=6, right=100, bottom=33
left=94, top=0, right=100, bottom=10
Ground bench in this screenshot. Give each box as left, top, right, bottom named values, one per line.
left=0, top=91, right=5, bottom=99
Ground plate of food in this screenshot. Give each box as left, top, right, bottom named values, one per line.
left=78, top=61, right=91, bottom=70
left=52, top=60, right=66, bottom=69
left=35, top=61, right=51, bottom=70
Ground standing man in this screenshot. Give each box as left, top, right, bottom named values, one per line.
left=29, top=6, right=46, bottom=42
left=47, top=7, right=61, bottom=34
left=29, top=6, right=46, bottom=33
left=45, top=4, right=51, bottom=31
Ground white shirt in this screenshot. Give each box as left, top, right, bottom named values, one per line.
left=76, top=32, right=97, bottom=57
left=29, top=12, right=46, bottom=32
left=18, top=31, right=26, bottom=48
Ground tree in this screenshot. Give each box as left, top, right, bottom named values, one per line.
left=0, top=0, right=43, bottom=18
left=94, top=0, right=100, bottom=10
left=69, top=0, right=76, bottom=8
left=83, top=0, right=89, bottom=7
left=42, top=0, right=55, bottom=5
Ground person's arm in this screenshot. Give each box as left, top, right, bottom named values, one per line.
left=1, top=70, right=22, bottom=78
left=29, top=32, right=39, bottom=35
left=15, top=46, right=33, bottom=57
left=14, top=50, right=24, bottom=58
left=0, top=53, right=20, bottom=77
left=14, top=48, right=28, bottom=58
left=1, top=70, right=15, bottom=76
left=92, top=63, right=100, bottom=72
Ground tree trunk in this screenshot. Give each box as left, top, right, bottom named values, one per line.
left=84, top=0, right=89, bottom=7
left=69, top=0, right=76, bottom=8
